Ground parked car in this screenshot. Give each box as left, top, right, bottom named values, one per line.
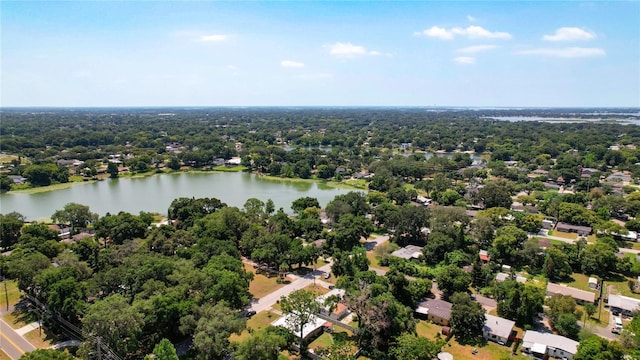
left=323, top=272, right=330, bottom=279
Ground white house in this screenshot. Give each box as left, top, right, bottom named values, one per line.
left=521, top=331, right=579, bottom=360
left=482, top=314, right=515, bottom=345
left=607, top=294, right=640, bottom=317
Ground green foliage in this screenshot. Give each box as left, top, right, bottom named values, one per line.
left=234, top=326, right=290, bottom=360
left=145, top=338, right=179, bottom=360
left=22, top=163, right=68, bottom=186
left=574, top=336, right=625, bottom=360
left=19, top=349, right=74, bottom=360
left=95, top=211, right=150, bottom=245
left=555, top=313, right=580, bottom=339
left=280, top=289, right=322, bottom=353
left=0, top=212, right=24, bottom=248
left=436, top=265, right=471, bottom=300
left=495, top=281, right=544, bottom=326
left=51, top=202, right=98, bottom=234
left=389, top=333, right=445, bottom=360
left=450, top=292, right=486, bottom=343
left=181, top=302, right=246, bottom=360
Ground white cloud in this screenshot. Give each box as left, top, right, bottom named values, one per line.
left=414, top=26, right=454, bottom=40
left=543, top=27, right=595, bottom=42
left=326, top=42, right=367, bottom=58
left=281, top=60, right=305, bottom=68
left=457, top=45, right=498, bottom=53
left=467, top=15, right=477, bottom=22
left=325, top=42, right=387, bottom=58
left=198, top=34, right=228, bottom=42
left=453, top=26, right=512, bottom=39
left=226, top=65, right=238, bottom=70
left=416, top=25, right=511, bottom=40
left=453, top=56, right=476, bottom=64
left=516, top=47, right=606, bottom=58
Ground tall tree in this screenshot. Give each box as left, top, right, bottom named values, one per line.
left=51, top=203, right=98, bottom=234
left=280, top=289, right=322, bottom=353
left=389, top=333, right=445, bottom=360
left=144, top=338, right=179, bottom=360
left=0, top=212, right=24, bottom=248
left=233, top=326, right=290, bottom=360
left=450, top=292, right=486, bottom=344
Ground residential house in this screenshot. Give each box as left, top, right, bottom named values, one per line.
left=607, top=294, right=640, bottom=317
left=521, top=330, right=579, bottom=360
left=495, top=272, right=527, bottom=284
left=272, top=313, right=326, bottom=340
left=479, top=249, right=490, bottom=263
left=555, top=222, right=592, bottom=237
left=482, top=314, right=515, bottom=345
left=391, top=245, right=424, bottom=261
left=415, top=299, right=452, bottom=326
left=546, top=283, right=596, bottom=304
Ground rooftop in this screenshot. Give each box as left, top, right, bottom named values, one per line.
left=607, top=294, right=640, bottom=312
left=522, top=330, right=579, bottom=355
left=391, top=245, right=423, bottom=260
left=483, top=314, right=515, bottom=340
left=415, top=299, right=452, bottom=320
left=547, top=283, right=596, bottom=303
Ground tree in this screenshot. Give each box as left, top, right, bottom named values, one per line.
left=144, top=338, right=179, bottom=360
left=19, top=349, right=74, bottom=360
left=180, top=302, right=246, bottom=360
left=81, top=294, right=144, bottom=359
left=0, top=212, right=24, bottom=248
left=543, top=247, right=572, bottom=279
left=51, top=203, right=98, bottom=234
left=280, top=289, right=322, bottom=353
left=291, top=197, right=320, bottom=214
left=94, top=211, right=149, bottom=245
left=422, top=232, right=455, bottom=264
left=107, top=161, right=119, bottom=178
left=475, top=180, right=513, bottom=209
left=546, top=294, right=578, bottom=325
left=495, top=281, right=544, bottom=326
left=574, top=336, right=624, bottom=360
left=435, top=265, right=471, bottom=300
left=555, top=313, right=580, bottom=339
left=450, top=292, right=486, bottom=344
left=389, top=333, right=445, bottom=360
left=233, top=326, right=290, bottom=360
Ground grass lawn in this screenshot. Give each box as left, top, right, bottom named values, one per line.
left=9, top=181, right=93, bottom=194
left=308, top=330, right=358, bottom=355
left=552, top=231, right=578, bottom=240
left=365, top=252, right=389, bottom=271
left=229, top=310, right=280, bottom=343
left=416, top=320, right=528, bottom=360
left=24, top=327, right=55, bottom=349
left=1, top=280, right=21, bottom=310
left=243, top=263, right=286, bottom=299
left=212, top=165, right=247, bottom=172
left=0, top=351, right=10, bottom=360
left=302, top=284, right=329, bottom=296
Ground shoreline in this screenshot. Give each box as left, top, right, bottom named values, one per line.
left=5, top=167, right=362, bottom=195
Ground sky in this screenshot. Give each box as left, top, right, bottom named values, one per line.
left=1, top=1, right=639, bottom=107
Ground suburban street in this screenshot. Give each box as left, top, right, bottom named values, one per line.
left=0, top=317, right=36, bottom=360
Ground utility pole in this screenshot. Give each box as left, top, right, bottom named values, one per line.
left=1, top=268, right=8, bottom=312
left=96, top=336, right=102, bottom=360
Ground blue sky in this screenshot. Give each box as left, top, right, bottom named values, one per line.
left=2, top=1, right=639, bottom=107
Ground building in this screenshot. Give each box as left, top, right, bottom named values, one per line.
left=555, top=222, right=592, bottom=236
left=607, top=294, right=640, bottom=317
left=495, top=272, right=527, bottom=284
left=391, top=245, right=424, bottom=260
left=415, top=299, right=452, bottom=326
left=547, top=283, right=596, bottom=304
left=479, top=249, right=490, bottom=263
left=272, top=313, right=327, bottom=340
left=482, top=314, right=515, bottom=345
left=521, top=331, right=579, bottom=360
left=588, top=277, right=600, bottom=290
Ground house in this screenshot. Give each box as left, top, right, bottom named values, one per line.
left=606, top=171, right=632, bottom=184
left=479, top=249, right=490, bottom=263
left=546, top=283, right=596, bottom=304
left=415, top=299, right=452, bottom=326
left=607, top=294, right=640, bottom=317
left=483, top=314, right=515, bottom=345
left=391, top=245, right=424, bottom=260
left=521, top=331, right=579, bottom=360
left=541, top=219, right=555, bottom=230
left=495, top=272, right=527, bottom=284
left=225, top=157, right=242, bottom=166
left=8, top=175, right=27, bottom=184
left=555, top=222, right=592, bottom=237
left=272, top=313, right=327, bottom=340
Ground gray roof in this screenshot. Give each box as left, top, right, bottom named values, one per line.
left=607, top=294, right=640, bottom=312
left=391, top=245, right=423, bottom=260
left=547, top=283, right=596, bottom=303
left=522, top=331, right=579, bottom=355
left=556, top=222, right=592, bottom=234
left=483, top=314, right=515, bottom=340
left=415, top=299, right=452, bottom=320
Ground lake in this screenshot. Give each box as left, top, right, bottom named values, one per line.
left=0, top=172, right=359, bottom=221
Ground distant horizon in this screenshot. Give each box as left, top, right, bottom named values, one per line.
left=2, top=1, right=639, bottom=107
left=2, top=105, right=639, bottom=110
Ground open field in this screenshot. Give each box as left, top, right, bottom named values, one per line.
left=24, top=328, right=54, bottom=349
left=243, top=262, right=286, bottom=299
left=416, top=320, right=528, bottom=360
left=229, top=310, right=280, bottom=343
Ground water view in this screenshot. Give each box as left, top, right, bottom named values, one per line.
left=0, top=172, right=357, bottom=221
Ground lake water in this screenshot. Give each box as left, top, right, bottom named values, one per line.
left=0, top=172, right=358, bottom=221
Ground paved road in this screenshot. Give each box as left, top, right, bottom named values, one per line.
left=0, top=318, right=36, bottom=360
left=247, top=262, right=333, bottom=314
